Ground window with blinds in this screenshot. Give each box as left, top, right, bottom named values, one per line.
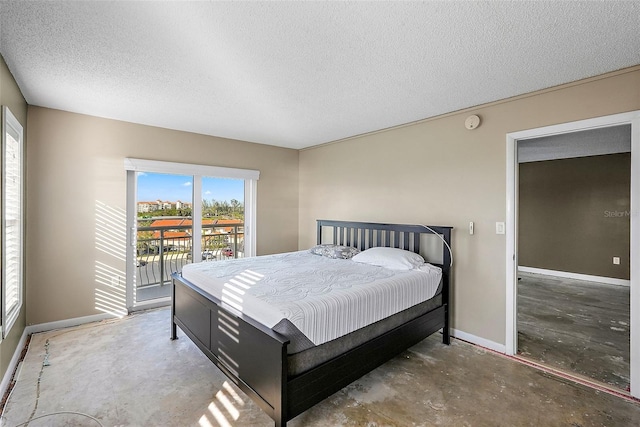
left=2, top=106, right=23, bottom=338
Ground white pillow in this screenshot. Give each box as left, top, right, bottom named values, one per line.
left=352, top=247, right=425, bottom=271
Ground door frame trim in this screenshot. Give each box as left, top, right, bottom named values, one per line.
left=506, top=110, right=640, bottom=397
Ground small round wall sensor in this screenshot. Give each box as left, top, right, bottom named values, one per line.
left=465, top=115, right=481, bottom=130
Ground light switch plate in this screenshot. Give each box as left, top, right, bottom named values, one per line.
left=496, top=222, right=505, bottom=234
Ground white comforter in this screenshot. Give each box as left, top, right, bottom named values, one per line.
left=181, top=251, right=442, bottom=345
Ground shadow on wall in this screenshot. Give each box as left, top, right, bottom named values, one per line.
left=94, top=201, right=127, bottom=317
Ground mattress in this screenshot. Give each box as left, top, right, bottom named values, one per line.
left=181, top=250, right=442, bottom=346
left=287, top=294, right=443, bottom=376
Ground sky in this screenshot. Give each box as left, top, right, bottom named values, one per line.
left=137, top=172, right=244, bottom=203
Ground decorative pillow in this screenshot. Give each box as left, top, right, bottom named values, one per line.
left=309, top=244, right=360, bottom=259
left=352, top=247, right=425, bottom=270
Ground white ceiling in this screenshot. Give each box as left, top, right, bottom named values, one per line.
left=518, top=125, right=631, bottom=163
left=1, top=1, right=639, bottom=150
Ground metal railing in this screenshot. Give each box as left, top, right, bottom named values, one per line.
left=135, top=220, right=244, bottom=290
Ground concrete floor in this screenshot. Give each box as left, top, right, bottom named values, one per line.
left=2, top=308, right=640, bottom=427
left=517, top=272, right=630, bottom=390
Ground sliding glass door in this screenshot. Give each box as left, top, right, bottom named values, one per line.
left=135, top=173, right=193, bottom=303
left=202, top=177, right=245, bottom=261
left=124, top=159, right=259, bottom=311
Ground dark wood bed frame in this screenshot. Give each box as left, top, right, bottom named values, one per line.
left=171, top=220, right=452, bottom=427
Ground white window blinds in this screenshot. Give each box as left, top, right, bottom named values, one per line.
left=2, top=106, right=24, bottom=338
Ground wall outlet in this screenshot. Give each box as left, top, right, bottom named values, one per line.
left=613, top=256, right=621, bottom=265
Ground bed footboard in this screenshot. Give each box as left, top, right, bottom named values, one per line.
left=171, top=273, right=290, bottom=425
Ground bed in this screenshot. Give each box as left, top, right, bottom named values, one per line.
left=171, top=220, right=453, bottom=427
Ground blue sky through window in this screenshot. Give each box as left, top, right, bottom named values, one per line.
left=137, top=172, right=244, bottom=203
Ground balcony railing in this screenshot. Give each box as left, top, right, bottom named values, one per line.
left=135, top=220, right=244, bottom=298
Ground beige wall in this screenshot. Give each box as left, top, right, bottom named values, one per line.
left=15, top=62, right=640, bottom=357
left=298, top=67, right=640, bottom=345
left=519, top=153, right=630, bottom=280
left=0, top=55, right=28, bottom=381
left=26, top=107, right=299, bottom=325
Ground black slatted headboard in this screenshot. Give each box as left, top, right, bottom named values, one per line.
left=316, top=219, right=452, bottom=270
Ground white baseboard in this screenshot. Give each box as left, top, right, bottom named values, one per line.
left=451, top=328, right=506, bottom=353
left=25, top=312, right=118, bottom=335
left=518, top=266, right=630, bottom=287
left=0, top=329, right=29, bottom=401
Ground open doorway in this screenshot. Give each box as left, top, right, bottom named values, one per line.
left=505, top=111, right=640, bottom=399
left=516, top=126, right=630, bottom=390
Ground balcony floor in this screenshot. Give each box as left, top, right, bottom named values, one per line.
left=136, top=283, right=171, bottom=302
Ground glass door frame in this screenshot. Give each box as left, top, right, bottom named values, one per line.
left=124, top=158, right=259, bottom=312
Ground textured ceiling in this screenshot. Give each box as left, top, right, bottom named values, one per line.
left=1, top=1, right=639, bottom=150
